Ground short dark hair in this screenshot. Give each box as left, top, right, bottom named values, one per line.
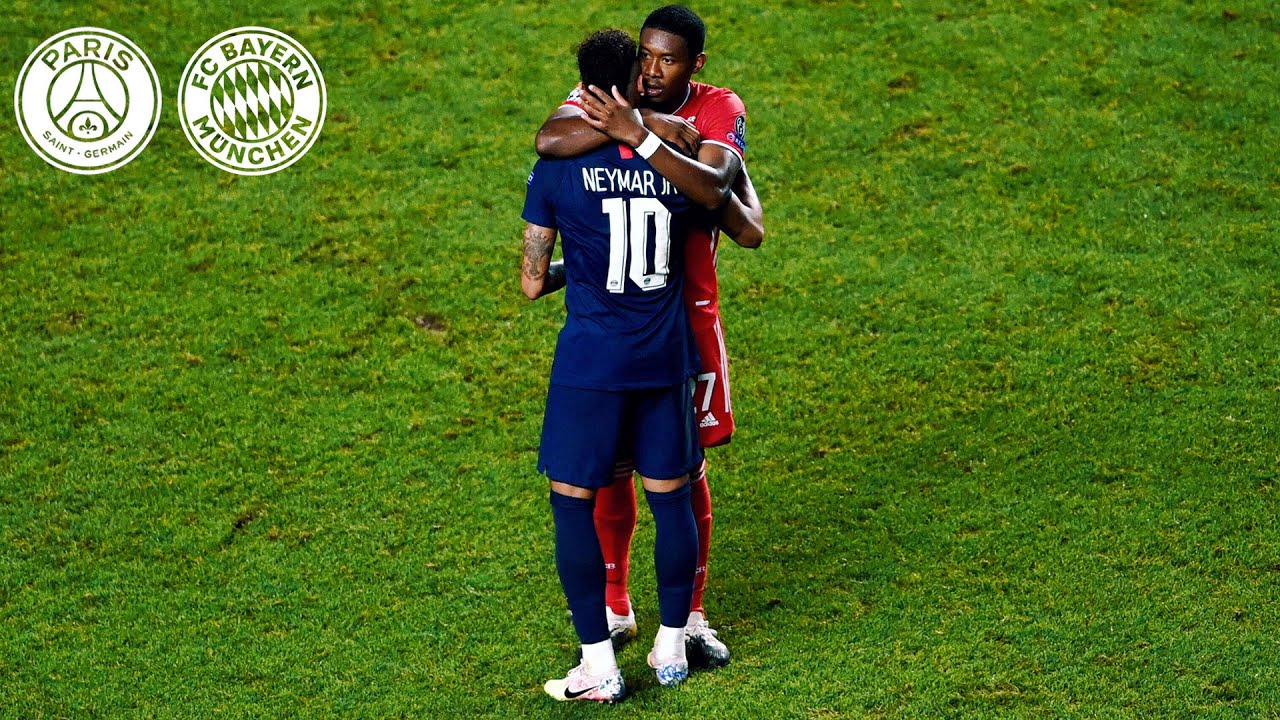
left=577, top=29, right=637, bottom=91
left=642, top=5, right=706, bottom=57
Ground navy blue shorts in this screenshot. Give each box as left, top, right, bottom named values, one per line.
left=538, top=380, right=703, bottom=489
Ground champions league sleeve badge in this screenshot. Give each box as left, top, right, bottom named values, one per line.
left=14, top=28, right=162, bottom=174
left=179, top=27, right=326, bottom=175
left=727, top=115, right=746, bottom=155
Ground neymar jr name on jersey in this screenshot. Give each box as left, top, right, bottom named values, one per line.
left=581, top=166, right=679, bottom=197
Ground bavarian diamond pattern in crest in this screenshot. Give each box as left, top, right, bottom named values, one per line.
left=210, top=60, right=294, bottom=143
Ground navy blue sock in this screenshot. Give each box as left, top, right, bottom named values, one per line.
left=644, top=483, right=698, bottom=629
left=549, top=490, right=609, bottom=645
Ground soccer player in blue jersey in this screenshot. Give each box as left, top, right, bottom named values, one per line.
left=521, top=29, right=761, bottom=703
left=536, top=6, right=763, bottom=669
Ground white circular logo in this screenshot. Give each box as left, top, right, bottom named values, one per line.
left=14, top=27, right=161, bottom=174
left=179, top=27, right=326, bottom=175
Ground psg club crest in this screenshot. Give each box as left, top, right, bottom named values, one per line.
left=14, top=28, right=162, bottom=174
left=179, top=27, right=326, bottom=175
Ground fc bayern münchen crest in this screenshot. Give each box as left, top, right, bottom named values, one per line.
left=14, top=27, right=162, bottom=174
left=178, top=27, right=326, bottom=175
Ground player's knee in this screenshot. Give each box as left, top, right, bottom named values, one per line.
left=640, top=474, right=689, bottom=494
left=550, top=480, right=596, bottom=500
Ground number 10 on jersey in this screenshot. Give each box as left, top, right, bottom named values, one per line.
left=602, top=197, right=673, bottom=293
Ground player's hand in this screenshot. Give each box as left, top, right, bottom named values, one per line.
left=641, top=111, right=700, bottom=156
left=581, top=84, right=648, bottom=148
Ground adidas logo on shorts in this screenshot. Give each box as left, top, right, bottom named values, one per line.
left=700, top=413, right=719, bottom=428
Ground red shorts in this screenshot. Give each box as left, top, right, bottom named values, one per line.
left=690, top=312, right=734, bottom=447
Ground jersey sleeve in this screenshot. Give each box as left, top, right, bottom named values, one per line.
left=558, top=85, right=588, bottom=117
left=521, top=160, right=560, bottom=229
left=696, top=89, right=747, bottom=160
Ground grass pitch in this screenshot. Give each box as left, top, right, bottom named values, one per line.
left=2, top=1, right=1279, bottom=717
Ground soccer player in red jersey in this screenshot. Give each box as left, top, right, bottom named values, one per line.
left=535, top=5, right=762, bottom=669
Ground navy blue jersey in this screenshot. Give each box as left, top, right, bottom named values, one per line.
left=522, top=144, right=700, bottom=390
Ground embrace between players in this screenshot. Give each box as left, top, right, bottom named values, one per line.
left=520, top=5, right=764, bottom=703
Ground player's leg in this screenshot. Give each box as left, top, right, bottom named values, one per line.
left=538, top=385, right=626, bottom=703
left=592, top=459, right=638, bottom=646
left=631, top=380, right=703, bottom=687
left=639, top=474, right=697, bottom=687
left=686, top=315, right=734, bottom=668
left=685, top=458, right=728, bottom=667
left=689, top=458, right=712, bottom=617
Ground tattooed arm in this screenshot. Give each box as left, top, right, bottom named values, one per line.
left=521, top=223, right=565, bottom=300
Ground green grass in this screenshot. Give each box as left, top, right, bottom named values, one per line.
left=3, top=0, right=1280, bottom=716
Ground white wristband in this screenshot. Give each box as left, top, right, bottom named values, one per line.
left=635, top=131, right=663, bottom=160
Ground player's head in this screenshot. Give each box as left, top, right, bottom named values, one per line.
left=638, top=5, right=707, bottom=107
left=577, top=29, right=638, bottom=97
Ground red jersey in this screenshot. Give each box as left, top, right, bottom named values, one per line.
left=560, top=82, right=748, bottom=445
left=561, top=81, right=747, bottom=320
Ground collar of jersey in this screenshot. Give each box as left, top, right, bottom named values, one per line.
left=671, top=85, right=693, bottom=116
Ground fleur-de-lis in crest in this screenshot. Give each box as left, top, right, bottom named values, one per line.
left=79, top=117, right=98, bottom=135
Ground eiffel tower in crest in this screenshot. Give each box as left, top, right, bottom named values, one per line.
left=51, top=62, right=125, bottom=140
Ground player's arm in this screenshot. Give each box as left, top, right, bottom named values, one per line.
left=580, top=85, right=740, bottom=211
left=535, top=106, right=608, bottom=159
left=536, top=94, right=701, bottom=158
left=719, top=165, right=764, bottom=248
left=521, top=223, right=565, bottom=300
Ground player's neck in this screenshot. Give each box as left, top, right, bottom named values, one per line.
left=644, top=84, right=693, bottom=114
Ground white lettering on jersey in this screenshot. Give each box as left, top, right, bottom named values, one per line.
left=581, top=167, right=675, bottom=196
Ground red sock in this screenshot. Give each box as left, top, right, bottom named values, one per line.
left=593, top=461, right=637, bottom=615
left=690, top=459, right=713, bottom=617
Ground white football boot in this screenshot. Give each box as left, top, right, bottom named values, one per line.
left=607, top=606, right=637, bottom=649
left=684, top=611, right=730, bottom=668
left=543, top=663, right=625, bottom=703
left=646, top=649, right=690, bottom=687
